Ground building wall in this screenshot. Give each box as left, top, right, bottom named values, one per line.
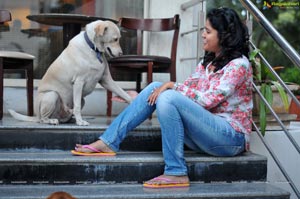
left=144, top=0, right=202, bottom=83
left=2, top=2, right=300, bottom=198
left=250, top=123, right=300, bottom=199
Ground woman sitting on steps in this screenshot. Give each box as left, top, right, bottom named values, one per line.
left=72, top=7, right=253, bottom=189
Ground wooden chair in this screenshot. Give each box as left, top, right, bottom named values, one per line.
left=0, top=10, right=34, bottom=119
left=106, top=14, right=180, bottom=116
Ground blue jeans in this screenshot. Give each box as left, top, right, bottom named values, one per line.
left=100, top=82, right=245, bottom=176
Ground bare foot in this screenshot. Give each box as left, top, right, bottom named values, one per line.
left=144, top=174, right=190, bottom=185
left=75, top=140, right=114, bottom=153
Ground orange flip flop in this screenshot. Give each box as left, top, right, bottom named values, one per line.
left=143, top=177, right=190, bottom=189
left=71, top=145, right=116, bottom=156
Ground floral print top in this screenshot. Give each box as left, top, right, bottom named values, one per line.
left=173, top=55, right=253, bottom=149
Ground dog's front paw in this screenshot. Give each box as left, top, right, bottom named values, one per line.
left=40, top=118, right=59, bottom=125
left=112, top=90, right=138, bottom=103
left=76, top=119, right=90, bottom=126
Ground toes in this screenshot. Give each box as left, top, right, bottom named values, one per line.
left=76, top=119, right=89, bottom=126
left=144, top=175, right=189, bottom=185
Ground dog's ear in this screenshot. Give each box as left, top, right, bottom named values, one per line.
left=94, top=22, right=108, bottom=36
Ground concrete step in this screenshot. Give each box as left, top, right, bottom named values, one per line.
left=0, top=182, right=290, bottom=199
left=0, top=151, right=266, bottom=185
left=0, top=116, right=162, bottom=151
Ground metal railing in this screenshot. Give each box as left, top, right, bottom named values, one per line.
left=180, top=0, right=205, bottom=62
left=240, top=0, right=300, bottom=198
left=181, top=0, right=204, bottom=10
left=241, top=0, right=300, bottom=111
left=180, top=0, right=300, bottom=197
left=252, top=80, right=300, bottom=198
left=241, top=0, right=300, bottom=68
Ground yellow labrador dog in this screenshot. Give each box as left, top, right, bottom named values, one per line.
left=9, top=20, right=135, bottom=125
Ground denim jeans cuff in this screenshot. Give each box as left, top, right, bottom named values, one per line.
left=99, top=136, right=119, bottom=152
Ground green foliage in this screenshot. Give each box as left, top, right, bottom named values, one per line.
left=280, top=67, right=300, bottom=95
left=280, top=67, right=300, bottom=85
left=206, top=0, right=300, bottom=70
left=250, top=49, right=289, bottom=135
left=250, top=49, right=262, bottom=81
left=273, top=81, right=289, bottom=111
left=252, top=2, right=300, bottom=72
left=205, top=0, right=299, bottom=134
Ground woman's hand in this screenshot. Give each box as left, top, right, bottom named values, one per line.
left=147, top=82, right=174, bottom=106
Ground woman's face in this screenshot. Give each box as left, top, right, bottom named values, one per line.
left=202, top=19, right=221, bottom=56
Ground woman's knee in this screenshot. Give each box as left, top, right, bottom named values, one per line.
left=156, top=90, right=178, bottom=110
left=140, top=82, right=163, bottom=96
left=148, top=81, right=163, bottom=89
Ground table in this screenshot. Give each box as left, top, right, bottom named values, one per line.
left=27, top=13, right=117, bottom=48
left=21, top=29, right=49, bottom=38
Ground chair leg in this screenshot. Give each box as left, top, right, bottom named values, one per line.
left=170, top=71, right=176, bottom=82
left=147, top=62, right=154, bottom=120
left=147, top=62, right=153, bottom=84
left=136, top=73, right=141, bottom=92
left=26, top=61, right=34, bottom=116
left=107, top=90, right=112, bottom=117
left=0, top=58, right=3, bottom=120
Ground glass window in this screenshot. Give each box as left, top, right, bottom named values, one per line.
left=0, top=0, right=143, bottom=79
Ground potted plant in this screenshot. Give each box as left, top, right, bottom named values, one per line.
left=250, top=49, right=290, bottom=135
left=280, top=67, right=300, bottom=120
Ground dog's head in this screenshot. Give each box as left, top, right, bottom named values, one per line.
left=91, top=20, right=123, bottom=58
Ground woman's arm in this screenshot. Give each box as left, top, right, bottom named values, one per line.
left=147, top=81, right=174, bottom=106
left=175, top=59, right=251, bottom=109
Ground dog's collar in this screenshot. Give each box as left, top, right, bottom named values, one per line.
left=84, top=31, right=103, bottom=63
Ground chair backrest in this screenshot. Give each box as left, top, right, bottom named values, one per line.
left=0, top=10, right=11, bottom=32
left=0, top=10, right=12, bottom=24
left=119, top=14, right=180, bottom=58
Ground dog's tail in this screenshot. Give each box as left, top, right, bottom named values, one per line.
left=8, top=109, right=39, bottom=123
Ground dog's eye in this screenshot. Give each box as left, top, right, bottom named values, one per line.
left=114, top=38, right=118, bottom=42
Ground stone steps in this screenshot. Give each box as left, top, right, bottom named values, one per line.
left=0, top=116, right=291, bottom=198
left=0, top=182, right=290, bottom=199
left=0, top=150, right=266, bottom=184
left=0, top=117, right=162, bottom=151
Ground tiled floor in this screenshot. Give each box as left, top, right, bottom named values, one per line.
left=1, top=113, right=299, bottom=131
left=0, top=114, right=160, bottom=130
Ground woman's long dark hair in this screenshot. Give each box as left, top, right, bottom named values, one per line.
left=202, top=7, right=250, bottom=71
